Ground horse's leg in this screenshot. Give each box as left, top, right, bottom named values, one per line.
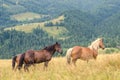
left=29, top=60, right=35, bottom=71
left=14, top=64, right=21, bottom=71
left=14, top=65, right=18, bottom=71
left=24, top=64, right=29, bottom=72
left=31, top=62, right=36, bottom=71
left=72, top=58, right=77, bottom=66
left=26, top=65, right=30, bottom=72
left=17, top=63, right=22, bottom=71
left=87, top=60, right=89, bottom=63
left=24, top=64, right=27, bottom=72
left=44, top=61, right=49, bottom=70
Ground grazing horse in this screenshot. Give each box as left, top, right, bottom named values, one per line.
left=66, top=38, right=105, bottom=66
left=12, top=54, right=24, bottom=71
left=19, top=42, right=63, bottom=71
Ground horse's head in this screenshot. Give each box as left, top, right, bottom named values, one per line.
left=99, top=38, right=105, bottom=50
left=89, top=38, right=105, bottom=51
left=54, top=42, right=63, bottom=54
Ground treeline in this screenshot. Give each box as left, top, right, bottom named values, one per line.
left=0, top=28, right=56, bottom=59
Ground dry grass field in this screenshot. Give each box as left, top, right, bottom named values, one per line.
left=0, top=53, right=120, bottom=80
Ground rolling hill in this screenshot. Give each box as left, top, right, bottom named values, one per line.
left=1, top=0, right=120, bottom=28
left=4, top=15, right=67, bottom=38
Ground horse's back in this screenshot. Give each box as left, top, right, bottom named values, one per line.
left=26, top=49, right=34, bottom=54
left=25, top=50, right=34, bottom=57
left=75, top=46, right=96, bottom=60
left=72, top=46, right=82, bottom=53
left=71, top=46, right=94, bottom=60
left=73, top=46, right=93, bottom=53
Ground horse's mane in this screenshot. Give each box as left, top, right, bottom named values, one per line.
left=43, top=44, right=55, bottom=51
left=91, top=38, right=101, bottom=45
left=88, top=38, right=102, bottom=50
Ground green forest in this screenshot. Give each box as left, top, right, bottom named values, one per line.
left=0, top=0, right=120, bottom=58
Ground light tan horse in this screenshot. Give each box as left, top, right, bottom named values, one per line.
left=66, top=38, right=105, bottom=66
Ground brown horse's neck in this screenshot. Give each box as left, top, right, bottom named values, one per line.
left=44, top=44, right=56, bottom=55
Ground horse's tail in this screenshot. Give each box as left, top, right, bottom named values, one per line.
left=12, top=56, right=17, bottom=70
left=66, top=48, right=73, bottom=64
left=18, top=53, right=25, bottom=69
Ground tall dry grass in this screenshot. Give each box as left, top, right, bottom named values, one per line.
left=0, top=53, right=120, bottom=80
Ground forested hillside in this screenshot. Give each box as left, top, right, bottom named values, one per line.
left=0, top=28, right=57, bottom=58
left=0, top=0, right=120, bottom=58
left=63, top=10, right=120, bottom=47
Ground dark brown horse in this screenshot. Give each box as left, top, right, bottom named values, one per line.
left=12, top=53, right=24, bottom=71
left=66, top=38, right=105, bottom=66
left=19, top=42, right=62, bottom=71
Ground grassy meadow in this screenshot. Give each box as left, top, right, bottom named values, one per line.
left=5, top=15, right=65, bottom=33
left=4, top=15, right=67, bottom=38
left=10, top=12, right=43, bottom=21
left=0, top=53, right=120, bottom=80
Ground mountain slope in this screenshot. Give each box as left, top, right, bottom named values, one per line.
left=1, top=0, right=120, bottom=27
left=62, top=10, right=120, bottom=47
left=0, top=0, right=120, bottom=58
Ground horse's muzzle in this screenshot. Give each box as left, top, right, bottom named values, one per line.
left=59, top=50, right=63, bottom=54
left=102, top=47, right=105, bottom=50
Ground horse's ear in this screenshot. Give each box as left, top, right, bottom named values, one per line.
left=56, top=42, right=58, bottom=44
left=99, top=38, right=104, bottom=42
left=100, top=38, right=103, bottom=40
left=44, top=47, right=47, bottom=49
